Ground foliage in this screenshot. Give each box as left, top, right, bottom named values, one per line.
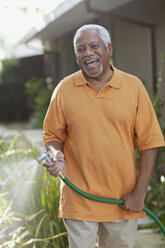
left=144, top=54, right=165, bottom=226
left=0, top=135, right=68, bottom=248
left=25, top=77, right=53, bottom=128
left=0, top=59, right=29, bottom=122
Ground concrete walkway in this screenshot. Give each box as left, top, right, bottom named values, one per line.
left=0, top=123, right=165, bottom=248
left=135, top=229, right=165, bottom=248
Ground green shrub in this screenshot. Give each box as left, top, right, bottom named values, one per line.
left=0, top=59, right=29, bottom=122
left=145, top=54, right=165, bottom=225
left=25, top=77, right=53, bottom=128
left=0, top=135, right=68, bottom=248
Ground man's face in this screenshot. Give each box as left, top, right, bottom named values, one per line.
left=75, top=29, right=112, bottom=79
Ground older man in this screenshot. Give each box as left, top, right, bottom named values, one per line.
left=43, top=24, right=165, bottom=248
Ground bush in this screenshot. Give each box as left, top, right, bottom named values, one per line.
left=25, top=77, right=53, bottom=128
left=145, top=54, right=165, bottom=226
left=0, top=59, right=29, bottom=122
left=0, top=135, right=68, bottom=248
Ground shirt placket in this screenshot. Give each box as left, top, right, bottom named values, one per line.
left=86, top=83, right=111, bottom=98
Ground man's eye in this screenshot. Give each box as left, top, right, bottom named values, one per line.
left=76, top=47, right=85, bottom=53
left=91, top=45, right=99, bottom=49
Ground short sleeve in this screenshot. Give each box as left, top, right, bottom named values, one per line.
left=134, top=82, right=165, bottom=151
left=43, top=86, right=67, bottom=144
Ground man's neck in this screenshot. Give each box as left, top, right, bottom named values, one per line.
left=85, top=66, right=113, bottom=91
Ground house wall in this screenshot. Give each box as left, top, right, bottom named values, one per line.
left=43, top=34, right=79, bottom=86
left=112, top=19, right=153, bottom=90
left=20, top=55, right=44, bottom=80
left=99, top=17, right=165, bottom=121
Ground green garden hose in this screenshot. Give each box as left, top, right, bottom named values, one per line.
left=59, top=174, right=165, bottom=236
left=36, top=153, right=165, bottom=236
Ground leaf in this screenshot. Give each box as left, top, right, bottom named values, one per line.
left=44, top=232, right=68, bottom=241
left=35, top=213, right=48, bottom=238
left=23, top=232, right=68, bottom=246
left=25, top=209, right=44, bottom=221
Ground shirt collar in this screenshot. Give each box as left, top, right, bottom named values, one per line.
left=74, top=64, right=122, bottom=89
left=107, top=64, right=122, bottom=89
left=74, top=71, right=88, bottom=86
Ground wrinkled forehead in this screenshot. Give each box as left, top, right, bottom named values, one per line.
left=75, top=29, right=102, bottom=45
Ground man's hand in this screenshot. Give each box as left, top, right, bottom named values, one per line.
left=43, top=148, right=65, bottom=177
left=119, top=190, right=145, bottom=212
left=119, top=148, right=158, bottom=212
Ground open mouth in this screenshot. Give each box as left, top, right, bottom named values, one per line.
left=83, top=57, right=100, bottom=69
left=81, top=56, right=103, bottom=77
left=85, top=59, right=99, bottom=67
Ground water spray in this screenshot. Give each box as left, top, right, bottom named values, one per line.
left=36, top=152, right=165, bottom=236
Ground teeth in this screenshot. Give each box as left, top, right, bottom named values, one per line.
left=86, top=59, right=97, bottom=64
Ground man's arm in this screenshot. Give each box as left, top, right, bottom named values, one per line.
left=120, top=147, right=158, bottom=212
left=44, top=141, right=65, bottom=177
left=45, top=140, right=64, bottom=152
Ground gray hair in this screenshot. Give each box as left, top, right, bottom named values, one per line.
left=73, top=24, right=111, bottom=52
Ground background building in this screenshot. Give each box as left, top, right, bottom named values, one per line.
left=23, top=0, right=165, bottom=119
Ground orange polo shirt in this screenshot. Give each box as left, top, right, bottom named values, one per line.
left=43, top=65, right=165, bottom=222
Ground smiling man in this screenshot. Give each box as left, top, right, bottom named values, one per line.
left=74, top=26, right=113, bottom=90
left=43, top=24, right=165, bottom=248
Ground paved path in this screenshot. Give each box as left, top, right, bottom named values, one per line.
left=0, top=123, right=165, bottom=248
left=135, top=229, right=165, bottom=248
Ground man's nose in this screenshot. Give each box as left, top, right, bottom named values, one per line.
left=84, top=47, right=94, bottom=56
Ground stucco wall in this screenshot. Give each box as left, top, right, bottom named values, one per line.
left=112, top=19, right=153, bottom=90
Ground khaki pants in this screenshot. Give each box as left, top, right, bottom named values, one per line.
left=63, top=219, right=138, bottom=248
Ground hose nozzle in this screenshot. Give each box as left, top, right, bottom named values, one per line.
left=36, top=152, right=65, bottom=179
left=36, top=152, right=53, bottom=163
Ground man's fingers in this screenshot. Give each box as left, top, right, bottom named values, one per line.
left=43, top=149, right=65, bottom=177
left=43, top=161, right=54, bottom=168
left=44, top=160, right=64, bottom=177
left=47, top=165, right=62, bottom=177
left=118, top=199, right=143, bottom=212
left=48, top=146, right=64, bottom=161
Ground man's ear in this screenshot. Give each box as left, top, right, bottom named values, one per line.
left=107, top=43, right=113, bottom=57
